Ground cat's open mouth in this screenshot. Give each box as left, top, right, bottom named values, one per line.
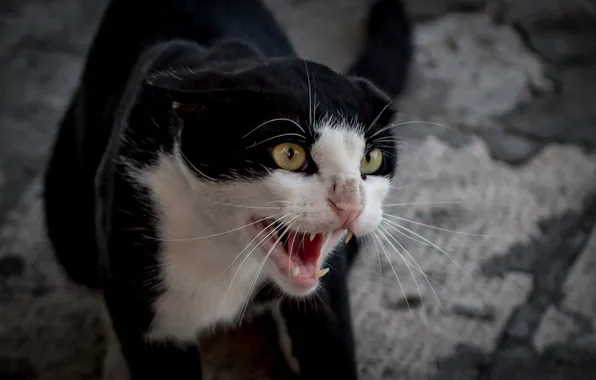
left=250, top=217, right=341, bottom=289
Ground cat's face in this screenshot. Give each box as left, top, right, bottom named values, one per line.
left=149, top=57, right=396, bottom=297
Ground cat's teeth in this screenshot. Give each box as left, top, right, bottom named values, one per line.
left=292, top=266, right=300, bottom=277
left=309, top=233, right=316, bottom=241
left=315, top=267, right=330, bottom=278
left=345, top=230, right=354, bottom=243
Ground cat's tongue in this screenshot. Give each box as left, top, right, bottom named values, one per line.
left=283, top=232, right=329, bottom=286
left=286, top=232, right=324, bottom=264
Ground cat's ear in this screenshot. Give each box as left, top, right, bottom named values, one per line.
left=145, top=72, right=200, bottom=102
left=350, top=76, right=398, bottom=114
left=143, top=71, right=210, bottom=116
left=142, top=39, right=263, bottom=107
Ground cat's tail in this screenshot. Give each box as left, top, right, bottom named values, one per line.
left=347, top=0, right=414, bottom=99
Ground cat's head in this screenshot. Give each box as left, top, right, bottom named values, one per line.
left=145, top=47, right=397, bottom=297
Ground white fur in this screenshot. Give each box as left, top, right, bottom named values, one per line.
left=133, top=121, right=392, bottom=349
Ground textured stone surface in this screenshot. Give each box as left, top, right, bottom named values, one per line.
left=395, top=13, right=554, bottom=164
left=534, top=230, right=596, bottom=351
left=402, top=13, right=550, bottom=129
left=476, top=129, right=544, bottom=165
left=0, top=0, right=103, bottom=224
left=495, top=0, right=596, bottom=64
left=264, top=0, right=372, bottom=72
left=478, top=183, right=596, bottom=379
left=0, top=48, right=84, bottom=221
left=403, top=0, right=487, bottom=20
left=1, top=0, right=596, bottom=379
left=500, top=65, right=596, bottom=148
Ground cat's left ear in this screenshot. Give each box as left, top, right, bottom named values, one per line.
left=350, top=76, right=398, bottom=114
left=144, top=72, right=204, bottom=108
left=137, top=40, right=210, bottom=109
left=144, top=71, right=222, bottom=119
left=142, top=39, right=265, bottom=114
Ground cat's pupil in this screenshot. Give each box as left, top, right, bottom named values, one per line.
left=365, top=152, right=371, bottom=162
left=287, top=148, right=295, bottom=160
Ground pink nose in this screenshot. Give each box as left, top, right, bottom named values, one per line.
left=329, top=200, right=362, bottom=229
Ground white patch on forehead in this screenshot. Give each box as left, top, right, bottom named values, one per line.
left=311, top=121, right=366, bottom=175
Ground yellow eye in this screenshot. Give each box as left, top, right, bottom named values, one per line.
left=272, top=143, right=307, bottom=171
left=360, top=148, right=383, bottom=174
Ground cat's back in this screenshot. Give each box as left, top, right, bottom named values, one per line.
left=79, top=0, right=295, bottom=176
left=43, top=0, right=296, bottom=289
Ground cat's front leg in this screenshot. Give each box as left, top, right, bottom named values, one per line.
left=274, top=252, right=359, bottom=380
left=118, top=338, right=203, bottom=380
left=102, top=281, right=204, bottom=380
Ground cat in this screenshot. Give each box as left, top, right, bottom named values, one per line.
left=42, top=0, right=413, bottom=379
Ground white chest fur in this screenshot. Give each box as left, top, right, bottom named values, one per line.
left=135, top=154, right=268, bottom=342
left=147, top=253, right=264, bottom=341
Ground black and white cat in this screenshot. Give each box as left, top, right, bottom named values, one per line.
left=43, top=0, right=413, bottom=379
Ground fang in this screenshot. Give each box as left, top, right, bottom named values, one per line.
left=345, top=231, right=354, bottom=243
left=315, top=267, right=330, bottom=278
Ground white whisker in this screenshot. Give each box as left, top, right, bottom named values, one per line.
left=372, top=144, right=397, bottom=150
left=368, top=121, right=396, bottom=140
left=370, top=232, right=383, bottom=287
left=384, top=213, right=499, bottom=238
left=204, top=198, right=282, bottom=210
left=370, top=120, right=455, bottom=140
left=300, top=226, right=307, bottom=251
left=382, top=219, right=433, bottom=246
left=388, top=178, right=437, bottom=190
left=368, top=96, right=396, bottom=132
left=382, top=218, right=474, bottom=281
left=383, top=201, right=462, bottom=208
left=238, top=220, right=295, bottom=323
left=152, top=215, right=276, bottom=242
left=217, top=214, right=292, bottom=278
left=395, top=140, right=421, bottom=150
left=179, top=150, right=218, bottom=182
left=248, top=133, right=306, bottom=149
left=320, top=232, right=332, bottom=254
left=304, top=60, right=314, bottom=132
left=377, top=223, right=446, bottom=290
left=378, top=223, right=445, bottom=312
left=288, top=224, right=300, bottom=280
left=373, top=137, right=399, bottom=143
left=219, top=215, right=295, bottom=311
left=242, top=117, right=305, bottom=139
left=371, top=232, right=418, bottom=324
left=377, top=225, right=429, bottom=323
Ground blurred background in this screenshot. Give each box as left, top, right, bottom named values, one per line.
left=0, top=0, right=595, bottom=379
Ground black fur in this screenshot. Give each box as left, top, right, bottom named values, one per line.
left=43, top=0, right=413, bottom=379
left=149, top=54, right=399, bottom=180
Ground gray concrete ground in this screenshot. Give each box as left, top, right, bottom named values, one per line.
left=0, top=0, right=595, bottom=379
